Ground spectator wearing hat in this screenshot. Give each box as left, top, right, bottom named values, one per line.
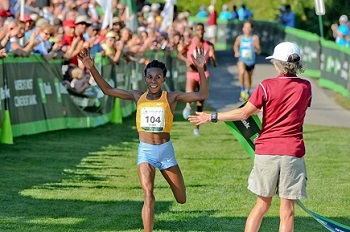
left=7, top=19, right=38, bottom=57
left=60, top=19, right=83, bottom=65
left=188, top=42, right=310, bottom=232
left=101, top=30, right=117, bottom=57
left=331, top=15, right=350, bottom=47
left=20, top=14, right=37, bottom=42
left=196, top=5, right=208, bottom=18
left=18, top=14, right=34, bottom=42
left=111, top=16, right=124, bottom=40
left=75, top=14, right=92, bottom=40
left=218, top=4, right=232, bottom=20
left=86, top=23, right=103, bottom=57
left=61, top=19, right=77, bottom=47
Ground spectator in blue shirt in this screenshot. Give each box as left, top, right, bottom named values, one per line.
left=238, top=3, right=253, bottom=21
left=196, top=5, right=208, bottom=18
left=218, top=4, right=232, bottom=20
left=331, top=15, right=350, bottom=47
left=33, top=24, right=62, bottom=60
left=279, top=4, right=295, bottom=28
left=232, top=5, right=239, bottom=20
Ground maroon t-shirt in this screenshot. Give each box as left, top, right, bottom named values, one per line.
left=249, top=73, right=312, bottom=157
left=207, top=11, right=217, bottom=26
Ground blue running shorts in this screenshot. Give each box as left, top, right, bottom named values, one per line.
left=137, top=141, right=178, bottom=170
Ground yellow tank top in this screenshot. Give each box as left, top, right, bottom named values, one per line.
left=136, top=91, right=173, bottom=133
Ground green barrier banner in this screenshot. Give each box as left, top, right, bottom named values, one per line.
left=225, top=112, right=350, bottom=232
left=224, top=103, right=261, bottom=159
left=94, top=54, right=114, bottom=115
left=253, top=21, right=286, bottom=54
left=319, top=40, right=350, bottom=96
left=4, top=55, right=47, bottom=125
left=284, top=27, right=321, bottom=78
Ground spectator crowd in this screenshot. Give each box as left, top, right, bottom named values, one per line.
left=0, top=0, right=199, bottom=104
left=0, top=0, right=348, bottom=103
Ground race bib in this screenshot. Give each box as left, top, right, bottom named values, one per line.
left=140, top=107, right=165, bottom=132
left=241, top=49, right=252, bottom=59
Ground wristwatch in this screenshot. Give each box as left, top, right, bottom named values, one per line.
left=211, top=112, right=218, bottom=123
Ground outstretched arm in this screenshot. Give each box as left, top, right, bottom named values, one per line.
left=175, top=47, right=209, bottom=102
left=188, top=101, right=259, bottom=125
left=77, top=48, right=142, bottom=101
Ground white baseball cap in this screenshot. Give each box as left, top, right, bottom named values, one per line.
left=266, top=42, right=302, bottom=62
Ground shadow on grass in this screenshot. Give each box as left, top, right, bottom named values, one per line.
left=0, top=195, right=335, bottom=231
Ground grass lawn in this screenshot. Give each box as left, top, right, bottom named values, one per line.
left=1, top=103, right=349, bottom=231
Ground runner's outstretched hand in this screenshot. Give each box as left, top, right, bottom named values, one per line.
left=191, top=47, right=207, bottom=69
left=78, top=48, right=94, bottom=69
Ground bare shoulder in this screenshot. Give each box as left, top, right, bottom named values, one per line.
left=206, top=40, right=215, bottom=47
left=235, top=35, right=242, bottom=41
left=130, top=90, right=144, bottom=102
left=234, top=35, right=242, bottom=45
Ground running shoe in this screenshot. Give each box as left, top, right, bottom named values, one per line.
left=182, top=106, right=191, bottom=119
left=239, top=91, right=246, bottom=102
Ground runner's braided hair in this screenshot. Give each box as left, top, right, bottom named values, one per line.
left=144, top=60, right=167, bottom=77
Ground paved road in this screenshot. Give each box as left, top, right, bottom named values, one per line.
left=206, top=51, right=350, bottom=128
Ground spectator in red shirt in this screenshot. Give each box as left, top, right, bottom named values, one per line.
left=60, top=19, right=83, bottom=66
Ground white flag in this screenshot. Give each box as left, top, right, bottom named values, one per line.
left=96, top=0, right=113, bottom=29
left=160, top=0, right=177, bottom=32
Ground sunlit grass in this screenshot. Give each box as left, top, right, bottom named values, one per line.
left=1, top=103, right=349, bottom=231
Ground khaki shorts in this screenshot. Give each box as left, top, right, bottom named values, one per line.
left=206, top=25, right=217, bottom=39
left=248, top=155, right=307, bottom=199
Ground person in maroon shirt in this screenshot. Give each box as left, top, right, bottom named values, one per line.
left=188, top=42, right=312, bottom=232
left=207, top=4, right=217, bottom=44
